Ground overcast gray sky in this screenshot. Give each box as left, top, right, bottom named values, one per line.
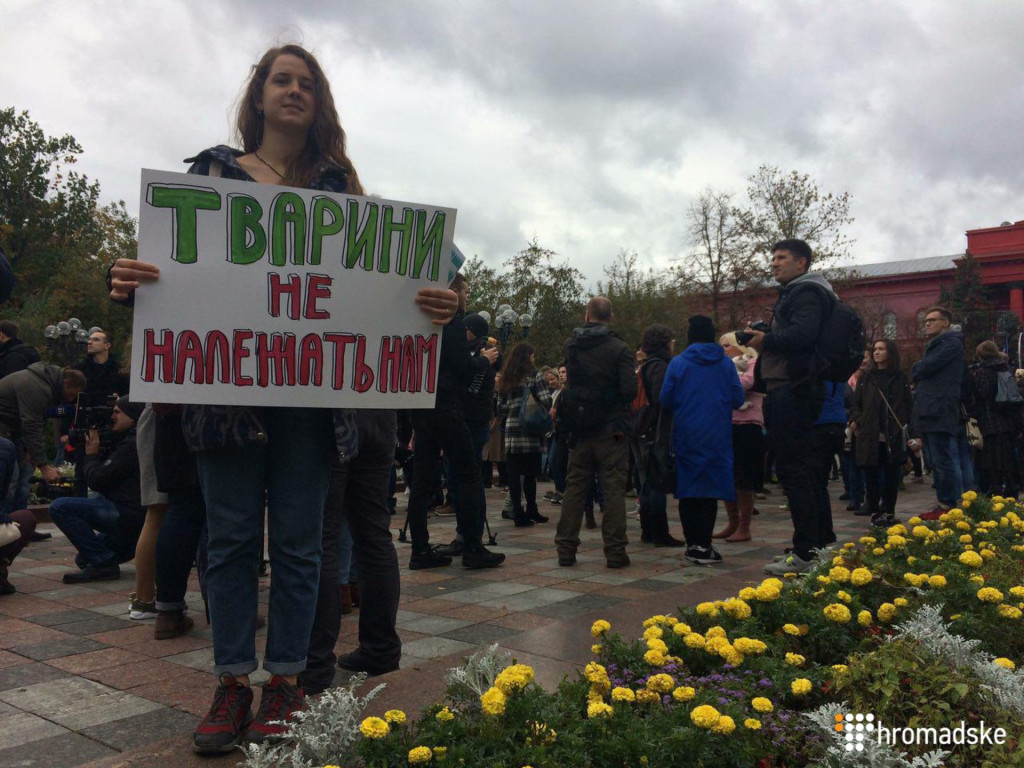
left=4, top=0, right=1022, bottom=285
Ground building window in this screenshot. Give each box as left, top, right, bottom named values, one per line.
left=884, top=312, right=898, bottom=339
left=917, top=311, right=928, bottom=337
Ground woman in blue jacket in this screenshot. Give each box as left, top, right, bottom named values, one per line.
left=660, top=316, right=744, bottom=564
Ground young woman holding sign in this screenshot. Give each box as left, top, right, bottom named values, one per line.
left=110, top=44, right=457, bottom=753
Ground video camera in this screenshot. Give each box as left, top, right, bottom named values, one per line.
left=67, top=393, right=116, bottom=449
left=735, top=321, right=770, bottom=347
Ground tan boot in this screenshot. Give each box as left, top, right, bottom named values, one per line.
left=154, top=609, right=194, bottom=640
left=713, top=506, right=739, bottom=539
left=726, top=507, right=752, bottom=543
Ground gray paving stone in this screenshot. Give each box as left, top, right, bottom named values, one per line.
left=435, top=587, right=510, bottom=605
left=31, top=586, right=98, bottom=599
left=649, top=569, right=716, bottom=584
left=0, top=677, right=163, bottom=730
left=23, top=609, right=99, bottom=627
left=57, top=616, right=136, bottom=636
left=402, top=583, right=463, bottom=598
left=8, top=636, right=108, bottom=661
left=394, top=609, right=429, bottom=624
left=0, top=711, right=70, bottom=750
left=88, top=601, right=138, bottom=617
left=80, top=706, right=199, bottom=751
left=0, top=662, right=70, bottom=692
left=400, top=636, right=475, bottom=660
left=626, top=578, right=684, bottom=592
left=396, top=615, right=472, bottom=635
left=0, top=700, right=15, bottom=715
left=475, top=581, right=535, bottom=596
left=0, top=730, right=118, bottom=767
left=441, top=623, right=521, bottom=645
left=18, top=564, right=70, bottom=576
left=162, top=647, right=214, bottom=670
left=478, top=588, right=580, bottom=612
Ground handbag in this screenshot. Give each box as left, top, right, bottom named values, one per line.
left=0, top=522, right=21, bottom=548
left=519, top=384, right=552, bottom=438
left=965, top=415, right=984, bottom=449
left=645, top=406, right=676, bottom=494
left=874, top=383, right=910, bottom=463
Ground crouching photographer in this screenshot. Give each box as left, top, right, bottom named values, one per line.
left=51, top=397, right=146, bottom=583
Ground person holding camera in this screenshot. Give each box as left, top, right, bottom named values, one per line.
left=50, top=397, right=146, bottom=583
left=0, top=364, right=86, bottom=515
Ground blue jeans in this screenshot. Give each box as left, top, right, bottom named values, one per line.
left=49, top=494, right=121, bottom=568
left=840, top=451, right=864, bottom=506
left=4, top=439, right=32, bottom=517
left=155, top=486, right=206, bottom=611
left=923, top=432, right=960, bottom=508
left=196, top=407, right=333, bottom=677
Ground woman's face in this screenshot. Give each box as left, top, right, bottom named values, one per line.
left=872, top=342, right=888, bottom=366
left=721, top=342, right=741, bottom=359
left=259, top=54, right=317, bottom=134
left=544, top=371, right=557, bottom=387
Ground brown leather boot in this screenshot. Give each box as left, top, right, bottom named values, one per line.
left=340, top=585, right=353, bottom=615
left=726, top=507, right=752, bottom=542
left=713, top=507, right=739, bottom=539
left=154, top=609, right=194, bottom=640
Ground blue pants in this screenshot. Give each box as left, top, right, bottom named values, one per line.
left=923, top=432, right=960, bottom=508
left=49, top=494, right=121, bottom=568
left=196, top=407, right=333, bottom=677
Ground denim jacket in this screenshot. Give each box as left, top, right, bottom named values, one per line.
left=180, top=146, right=358, bottom=461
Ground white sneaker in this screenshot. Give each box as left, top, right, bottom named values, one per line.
left=685, top=545, right=723, bottom=565
left=128, top=593, right=158, bottom=620
left=763, top=553, right=815, bottom=576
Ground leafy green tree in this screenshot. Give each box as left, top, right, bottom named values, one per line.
left=597, top=249, right=690, bottom=350
left=939, top=251, right=995, bottom=354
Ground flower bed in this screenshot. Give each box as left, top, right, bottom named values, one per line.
left=244, top=492, right=1024, bottom=768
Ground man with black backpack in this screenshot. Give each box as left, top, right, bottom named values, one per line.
left=746, top=239, right=850, bottom=576
left=554, top=296, right=637, bottom=568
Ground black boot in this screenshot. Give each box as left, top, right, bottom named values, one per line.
left=409, top=546, right=452, bottom=570
left=462, top=544, right=506, bottom=569
left=513, top=508, right=535, bottom=528
left=526, top=505, right=548, bottom=523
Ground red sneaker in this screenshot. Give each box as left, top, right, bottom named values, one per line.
left=919, top=507, right=948, bottom=521
left=244, top=675, right=305, bottom=744
left=192, top=674, right=253, bottom=754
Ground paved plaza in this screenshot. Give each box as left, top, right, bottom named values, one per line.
left=0, top=477, right=934, bottom=767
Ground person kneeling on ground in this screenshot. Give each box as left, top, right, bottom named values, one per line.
left=52, top=397, right=146, bottom=583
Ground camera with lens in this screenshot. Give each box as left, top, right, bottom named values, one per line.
left=735, top=321, right=770, bottom=346
left=66, top=394, right=116, bottom=449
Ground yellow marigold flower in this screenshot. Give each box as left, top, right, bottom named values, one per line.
left=690, top=704, right=722, bottom=729
left=837, top=590, right=853, bottom=604
left=360, top=716, right=390, bottom=739
left=858, top=610, right=872, bottom=627
left=850, top=568, right=873, bottom=587
left=722, top=649, right=744, bottom=667
left=956, top=520, right=972, bottom=531
left=647, top=638, right=668, bottom=654
left=738, top=587, right=758, bottom=601
left=1010, top=587, right=1024, bottom=599
left=817, top=575, right=832, bottom=585
left=931, top=555, right=944, bottom=561
left=705, top=636, right=729, bottom=654
left=611, top=686, right=636, bottom=702
left=584, top=662, right=609, bottom=684
left=981, top=549, right=996, bottom=560
left=433, top=746, right=447, bottom=760
left=994, top=658, right=1016, bottom=671
left=994, top=502, right=1005, bottom=512
left=977, top=587, right=1003, bottom=603
left=643, top=615, right=668, bottom=628
left=785, top=653, right=805, bottom=667
left=877, top=603, right=897, bottom=622
left=887, top=523, right=908, bottom=536
left=683, top=633, right=706, bottom=650
left=928, top=575, right=947, bottom=588
left=959, top=534, right=972, bottom=544
left=911, top=525, right=931, bottom=539
left=824, top=603, right=852, bottom=624
left=635, top=689, right=660, bottom=704
left=860, top=536, right=877, bottom=545
left=744, top=718, right=762, bottom=730
left=998, top=605, right=1022, bottom=619
left=782, top=624, right=801, bottom=636
left=644, top=649, right=666, bottom=666
left=591, top=619, right=611, bottom=637
left=646, top=674, right=675, bottom=693
left=591, top=644, right=603, bottom=654
left=587, top=700, right=614, bottom=718
left=672, top=686, right=696, bottom=702
left=435, top=707, right=454, bottom=723
left=722, top=598, right=752, bottom=620
left=907, top=556, right=918, bottom=565
left=755, top=584, right=781, bottom=602
left=894, top=597, right=909, bottom=607
left=666, top=617, right=679, bottom=626
left=408, top=746, right=433, bottom=764
left=495, top=664, right=534, bottom=695
left=958, top=551, right=984, bottom=568
left=904, top=573, right=927, bottom=588
left=712, top=715, right=736, bottom=734
left=672, top=622, right=691, bottom=636
left=587, top=686, right=604, bottom=702
left=1014, top=545, right=1024, bottom=553
left=873, top=547, right=886, bottom=556
left=384, top=709, right=406, bottom=724
left=762, top=577, right=784, bottom=590
left=481, top=687, right=507, bottom=716
left=829, top=566, right=852, bottom=582
left=832, top=664, right=850, bottom=675
left=643, top=626, right=664, bottom=640
left=705, top=626, right=727, bottom=639
left=970, top=575, right=985, bottom=585
left=734, top=637, right=767, bottom=655
left=791, top=678, right=812, bottom=695
left=887, top=535, right=907, bottom=548
left=907, top=516, right=923, bottom=525
left=752, top=696, right=774, bottom=713
left=696, top=602, right=719, bottom=617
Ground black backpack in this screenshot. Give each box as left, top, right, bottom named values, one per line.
left=557, top=341, right=611, bottom=435
left=813, top=288, right=866, bottom=383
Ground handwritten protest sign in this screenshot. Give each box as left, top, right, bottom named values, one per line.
left=130, top=169, right=458, bottom=408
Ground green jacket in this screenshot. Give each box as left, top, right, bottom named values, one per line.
left=0, top=362, right=65, bottom=466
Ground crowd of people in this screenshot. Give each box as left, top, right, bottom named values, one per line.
left=1, top=42, right=1022, bottom=761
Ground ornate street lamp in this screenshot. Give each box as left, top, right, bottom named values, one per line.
left=43, top=318, right=99, bottom=365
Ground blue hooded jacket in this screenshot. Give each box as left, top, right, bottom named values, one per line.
left=660, top=343, right=745, bottom=500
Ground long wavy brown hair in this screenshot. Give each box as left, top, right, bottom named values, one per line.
left=496, top=342, right=536, bottom=394
left=236, top=44, right=365, bottom=194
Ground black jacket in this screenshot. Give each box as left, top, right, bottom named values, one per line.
left=564, top=323, right=637, bottom=431
left=76, top=355, right=130, bottom=402
left=463, top=341, right=497, bottom=425
left=759, top=272, right=835, bottom=388
left=911, top=331, right=965, bottom=435
left=82, top=429, right=145, bottom=550
left=0, top=338, right=40, bottom=380
left=433, top=311, right=474, bottom=409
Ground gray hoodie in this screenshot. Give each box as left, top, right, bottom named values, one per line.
left=760, top=271, right=836, bottom=388
left=0, top=362, right=66, bottom=466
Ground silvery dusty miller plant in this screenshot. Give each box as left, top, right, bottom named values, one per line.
left=804, top=704, right=948, bottom=768
left=444, top=643, right=512, bottom=707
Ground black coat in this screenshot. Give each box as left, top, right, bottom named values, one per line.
left=563, top=323, right=637, bottom=432
left=758, top=272, right=834, bottom=387
left=76, top=355, right=130, bottom=402
left=850, top=368, right=912, bottom=467
left=972, top=358, right=1019, bottom=436
left=911, top=331, right=965, bottom=435
left=0, top=338, right=40, bottom=380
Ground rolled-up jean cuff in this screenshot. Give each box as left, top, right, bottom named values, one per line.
left=214, top=658, right=259, bottom=677
left=264, top=657, right=307, bottom=676
left=155, top=600, right=187, bottom=612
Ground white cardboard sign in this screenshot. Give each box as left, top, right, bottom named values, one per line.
left=130, top=169, right=457, bottom=408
